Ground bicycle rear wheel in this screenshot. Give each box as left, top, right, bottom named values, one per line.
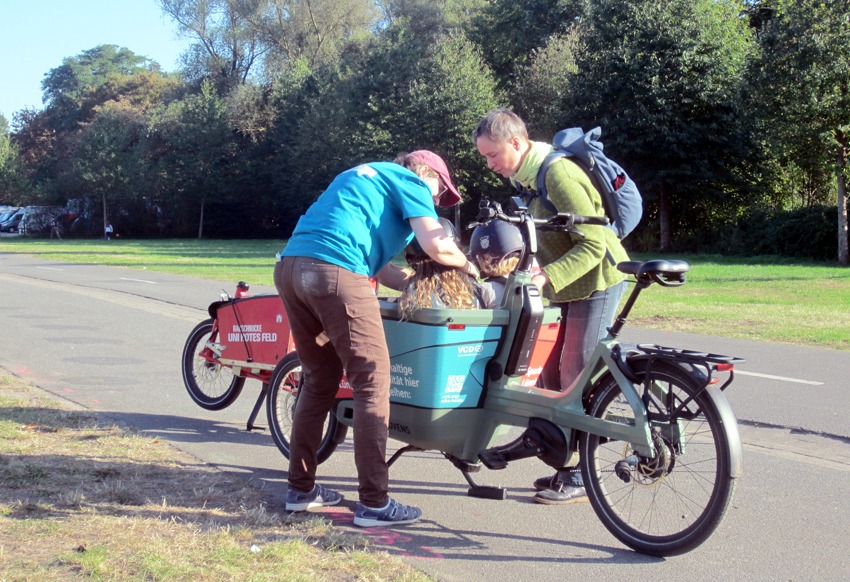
left=266, top=353, right=346, bottom=464
left=181, top=319, right=245, bottom=410
left=579, top=359, right=735, bottom=556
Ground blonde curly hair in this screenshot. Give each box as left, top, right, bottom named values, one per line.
left=476, top=254, right=520, bottom=278
left=398, top=257, right=478, bottom=320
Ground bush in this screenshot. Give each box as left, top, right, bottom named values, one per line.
left=715, top=205, right=838, bottom=260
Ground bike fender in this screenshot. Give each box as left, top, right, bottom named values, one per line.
left=705, top=384, right=744, bottom=478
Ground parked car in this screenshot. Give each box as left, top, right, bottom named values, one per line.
left=0, top=209, right=25, bottom=233
left=0, top=207, right=20, bottom=224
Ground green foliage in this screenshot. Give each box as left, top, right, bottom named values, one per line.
left=72, top=106, right=145, bottom=231
left=0, top=115, right=28, bottom=201
left=563, top=0, right=756, bottom=245
left=3, top=0, right=846, bottom=255
left=405, top=33, right=503, bottom=224
left=265, top=23, right=502, bottom=235
left=41, top=45, right=158, bottom=130
left=682, top=204, right=839, bottom=261
left=146, top=81, right=236, bottom=237
left=724, top=205, right=839, bottom=261
left=512, top=27, right=580, bottom=138
left=746, top=0, right=850, bottom=256
left=466, top=0, right=583, bottom=83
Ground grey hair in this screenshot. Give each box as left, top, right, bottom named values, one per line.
left=471, top=108, right=529, bottom=144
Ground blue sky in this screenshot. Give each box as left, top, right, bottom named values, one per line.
left=0, top=0, right=190, bottom=120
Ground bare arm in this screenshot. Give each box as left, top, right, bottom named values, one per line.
left=375, top=262, right=413, bottom=291
left=410, top=216, right=479, bottom=278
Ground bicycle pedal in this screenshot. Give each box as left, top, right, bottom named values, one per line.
left=478, top=450, right=509, bottom=470
left=467, top=485, right=507, bottom=500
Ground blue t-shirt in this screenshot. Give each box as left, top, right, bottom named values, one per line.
left=281, top=162, right=438, bottom=276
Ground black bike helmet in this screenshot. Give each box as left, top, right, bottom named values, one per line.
left=405, top=217, right=459, bottom=265
left=469, top=220, right=524, bottom=265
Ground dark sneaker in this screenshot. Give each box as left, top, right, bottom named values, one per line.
left=533, top=467, right=583, bottom=491
left=533, top=484, right=589, bottom=505
left=533, top=472, right=559, bottom=491
left=285, top=484, right=342, bottom=512
left=353, top=498, right=422, bottom=527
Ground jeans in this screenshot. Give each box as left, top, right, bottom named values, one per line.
left=541, top=281, right=626, bottom=393
left=275, top=257, right=391, bottom=507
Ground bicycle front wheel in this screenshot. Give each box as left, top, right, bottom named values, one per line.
left=181, top=319, right=245, bottom=410
left=579, top=359, right=735, bottom=556
left=266, top=353, right=346, bottom=464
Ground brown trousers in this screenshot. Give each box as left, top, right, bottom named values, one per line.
left=274, top=257, right=391, bottom=507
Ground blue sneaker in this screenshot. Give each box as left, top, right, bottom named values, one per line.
left=353, top=498, right=422, bottom=527
left=285, top=484, right=342, bottom=512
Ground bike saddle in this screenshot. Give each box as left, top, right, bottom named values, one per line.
left=617, top=260, right=690, bottom=285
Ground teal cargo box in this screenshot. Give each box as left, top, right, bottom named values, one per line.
left=379, top=301, right=509, bottom=409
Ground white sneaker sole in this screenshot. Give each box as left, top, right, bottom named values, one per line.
left=353, top=515, right=420, bottom=527
left=286, top=497, right=341, bottom=512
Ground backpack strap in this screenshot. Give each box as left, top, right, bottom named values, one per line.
left=533, top=152, right=618, bottom=266
left=514, top=152, right=562, bottom=215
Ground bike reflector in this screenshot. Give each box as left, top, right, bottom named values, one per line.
left=448, top=323, right=466, bottom=330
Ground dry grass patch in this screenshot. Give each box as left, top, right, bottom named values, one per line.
left=0, top=375, right=432, bottom=581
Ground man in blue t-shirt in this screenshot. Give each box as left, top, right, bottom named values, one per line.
left=275, top=150, right=478, bottom=528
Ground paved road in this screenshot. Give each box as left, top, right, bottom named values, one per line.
left=1, top=252, right=848, bottom=581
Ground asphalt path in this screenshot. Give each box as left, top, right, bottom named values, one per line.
left=1, top=252, right=848, bottom=581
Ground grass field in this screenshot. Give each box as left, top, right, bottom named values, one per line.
left=2, top=238, right=848, bottom=350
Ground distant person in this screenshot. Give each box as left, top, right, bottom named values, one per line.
left=104, top=223, right=113, bottom=240
left=50, top=219, right=62, bottom=240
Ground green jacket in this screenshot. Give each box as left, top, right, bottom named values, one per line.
left=521, top=151, right=629, bottom=303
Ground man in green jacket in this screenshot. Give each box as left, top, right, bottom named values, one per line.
left=472, top=108, right=630, bottom=504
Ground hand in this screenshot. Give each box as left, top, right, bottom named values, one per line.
left=465, top=260, right=480, bottom=279
left=531, top=272, right=548, bottom=290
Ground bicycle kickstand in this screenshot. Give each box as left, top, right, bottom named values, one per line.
left=246, top=383, right=269, bottom=431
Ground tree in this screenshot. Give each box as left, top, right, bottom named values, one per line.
left=245, top=0, right=379, bottom=75
left=146, top=81, right=234, bottom=238
left=749, top=0, right=850, bottom=264
left=512, top=27, right=580, bottom=138
left=0, top=114, right=28, bottom=201
left=41, top=45, right=158, bottom=130
left=565, top=0, right=755, bottom=251
left=71, top=105, right=145, bottom=236
left=466, top=0, right=582, bottom=84
left=403, top=33, right=502, bottom=224
left=160, top=0, right=266, bottom=91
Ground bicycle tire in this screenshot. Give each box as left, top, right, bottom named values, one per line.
left=579, top=359, right=735, bottom=556
left=266, top=352, right=346, bottom=464
left=181, top=319, right=245, bottom=411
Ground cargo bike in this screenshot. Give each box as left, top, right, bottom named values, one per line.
left=182, top=198, right=745, bottom=556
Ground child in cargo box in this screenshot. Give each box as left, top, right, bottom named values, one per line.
left=468, top=220, right=525, bottom=308
left=398, top=217, right=486, bottom=319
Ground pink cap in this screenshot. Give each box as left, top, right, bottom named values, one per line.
left=407, top=150, right=461, bottom=207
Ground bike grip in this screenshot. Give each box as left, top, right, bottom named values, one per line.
left=573, top=215, right=610, bottom=226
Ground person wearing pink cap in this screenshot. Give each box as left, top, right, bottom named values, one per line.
left=275, top=150, right=476, bottom=527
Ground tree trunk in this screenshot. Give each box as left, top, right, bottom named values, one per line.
left=837, top=161, right=848, bottom=266
left=102, top=194, right=108, bottom=240
left=197, top=194, right=206, bottom=239
left=659, top=181, right=672, bottom=252
left=836, top=128, right=849, bottom=265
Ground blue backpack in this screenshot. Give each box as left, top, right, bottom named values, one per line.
left=517, top=127, right=643, bottom=239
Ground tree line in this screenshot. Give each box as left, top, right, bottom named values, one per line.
left=0, top=0, right=847, bottom=262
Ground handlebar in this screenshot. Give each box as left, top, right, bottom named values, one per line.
left=468, top=197, right=609, bottom=233
left=468, top=197, right=610, bottom=274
